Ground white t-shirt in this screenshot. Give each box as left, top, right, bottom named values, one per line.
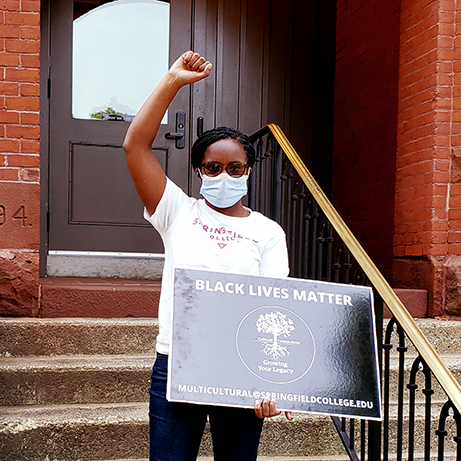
left=145, top=177, right=289, bottom=355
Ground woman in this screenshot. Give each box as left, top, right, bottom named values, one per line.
left=123, top=51, right=290, bottom=461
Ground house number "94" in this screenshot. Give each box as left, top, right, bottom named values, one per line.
left=0, top=205, right=28, bottom=227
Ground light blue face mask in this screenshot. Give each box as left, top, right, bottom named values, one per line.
left=199, top=171, right=249, bottom=209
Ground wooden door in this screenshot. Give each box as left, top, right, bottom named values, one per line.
left=47, top=0, right=193, bottom=254
left=43, top=0, right=295, bottom=267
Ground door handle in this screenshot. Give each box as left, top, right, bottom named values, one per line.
left=165, top=111, right=186, bottom=149
left=197, top=116, right=204, bottom=136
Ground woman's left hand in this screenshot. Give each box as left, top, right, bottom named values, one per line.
left=254, top=398, right=291, bottom=420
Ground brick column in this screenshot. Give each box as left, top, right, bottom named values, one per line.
left=0, top=0, right=40, bottom=316
left=394, top=0, right=461, bottom=317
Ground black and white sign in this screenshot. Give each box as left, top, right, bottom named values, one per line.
left=168, top=267, right=382, bottom=420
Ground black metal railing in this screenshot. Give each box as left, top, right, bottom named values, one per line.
left=249, top=124, right=461, bottom=460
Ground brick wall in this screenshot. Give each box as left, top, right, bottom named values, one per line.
left=0, top=0, right=40, bottom=316
left=393, top=0, right=461, bottom=316
left=332, top=0, right=401, bottom=281
left=395, top=0, right=453, bottom=259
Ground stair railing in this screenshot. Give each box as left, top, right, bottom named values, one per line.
left=249, top=124, right=461, bottom=460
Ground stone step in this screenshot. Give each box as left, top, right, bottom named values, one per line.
left=1, top=402, right=458, bottom=460
left=210, top=456, right=459, bottom=461
left=107, top=458, right=352, bottom=461
left=388, top=354, right=461, bottom=401
left=100, top=458, right=458, bottom=461
left=100, top=458, right=456, bottom=461
left=0, top=403, right=343, bottom=460
left=1, top=351, right=460, bottom=407
left=0, top=318, right=159, bottom=357
left=0, top=348, right=461, bottom=406
left=39, top=277, right=161, bottom=318
left=2, top=317, right=461, bottom=358
left=0, top=354, right=155, bottom=406
left=385, top=318, right=461, bottom=356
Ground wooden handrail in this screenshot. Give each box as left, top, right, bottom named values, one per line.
left=264, top=123, right=461, bottom=415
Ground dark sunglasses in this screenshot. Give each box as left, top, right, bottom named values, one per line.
left=200, top=161, right=249, bottom=178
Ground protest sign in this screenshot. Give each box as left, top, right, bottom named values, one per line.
left=168, top=266, right=381, bottom=420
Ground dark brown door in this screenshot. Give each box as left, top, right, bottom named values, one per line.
left=46, top=0, right=293, bottom=258
left=48, top=0, right=193, bottom=253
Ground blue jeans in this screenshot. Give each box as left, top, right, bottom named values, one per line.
left=149, top=353, right=264, bottom=461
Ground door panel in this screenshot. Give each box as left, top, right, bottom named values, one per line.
left=69, top=143, right=167, bottom=226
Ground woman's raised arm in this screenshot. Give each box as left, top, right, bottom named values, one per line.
left=123, top=51, right=212, bottom=216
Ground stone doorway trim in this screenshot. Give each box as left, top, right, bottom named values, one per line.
left=46, top=250, right=165, bottom=280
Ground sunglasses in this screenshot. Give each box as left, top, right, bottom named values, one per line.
left=200, top=161, right=249, bottom=178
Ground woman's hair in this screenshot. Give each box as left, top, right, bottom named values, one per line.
left=191, top=127, right=256, bottom=170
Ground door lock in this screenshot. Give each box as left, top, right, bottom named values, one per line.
left=165, top=111, right=186, bottom=149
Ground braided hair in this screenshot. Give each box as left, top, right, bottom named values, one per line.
left=191, top=127, right=256, bottom=170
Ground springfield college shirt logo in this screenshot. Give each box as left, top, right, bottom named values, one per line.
left=192, top=217, right=258, bottom=248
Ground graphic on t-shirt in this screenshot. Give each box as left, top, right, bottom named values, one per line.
left=192, top=217, right=258, bottom=249
left=235, top=306, right=316, bottom=384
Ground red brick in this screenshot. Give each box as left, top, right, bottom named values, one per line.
left=439, top=23, right=455, bottom=35
left=5, top=12, right=39, bottom=26
left=432, top=220, right=449, bottom=231
left=0, top=81, right=19, bottom=95
left=450, top=195, right=461, bottom=207
left=0, top=110, right=19, bottom=124
left=5, top=96, right=39, bottom=111
left=0, top=168, right=19, bottom=180
left=20, top=83, right=38, bottom=96
left=21, top=1, right=39, bottom=13
left=0, top=52, right=19, bottom=66
left=20, top=112, right=38, bottom=125
left=0, top=154, right=5, bottom=166
left=0, top=1, right=21, bottom=12
left=433, top=171, right=450, bottom=182
left=448, top=244, right=461, bottom=254
left=20, top=139, right=39, bottom=154
left=0, top=23, right=19, bottom=38
left=5, top=38, right=39, bottom=53
left=20, top=26, right=39, bottom=40
left=448, top=233, right=461, bottom=243
left=0, top=138, right=19, bottom=152
left=7, top=154, right=39, bottom=167
left=438, top=35, right=455, bottom=49
left=5, top=67, right=39, bottom=83
left=21, top=54, right=39, bottom=68
left=6, top=125, right=39, bottom=139
left=449, top=221, right=461, bottom=231
left=433, top=196, right=448, bottom=208
left=424, top=244, right=448, bottom=255
left=433, top=184, right=449, bottom=195
left=405, top=245, right=424, bottom=256
left=451, top=181, right=461, bottom=192
left=448, top=209, right=461, bottom=220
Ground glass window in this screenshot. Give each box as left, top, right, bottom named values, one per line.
left=72, top=0, right=169, bottom=122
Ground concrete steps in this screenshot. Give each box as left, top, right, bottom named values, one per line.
left=1, top=318, right=460, bottom=460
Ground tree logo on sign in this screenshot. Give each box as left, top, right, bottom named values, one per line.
left=256, top=311, right=295, bottom=360
left=236, top=306, right=316, bottom=384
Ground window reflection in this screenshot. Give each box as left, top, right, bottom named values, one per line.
left=72, top=0, right=170, bottom=122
